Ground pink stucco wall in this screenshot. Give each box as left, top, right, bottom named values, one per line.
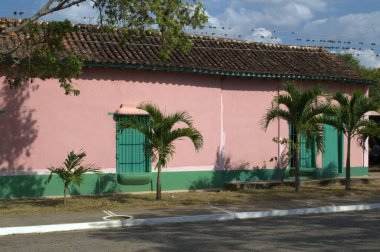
left=222, top=78, right=286, bottom=169
left=0, top=68, right=368, bottom=175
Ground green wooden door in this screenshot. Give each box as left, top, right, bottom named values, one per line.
left=116, top=115, right=151, bottom=173
left=323, top=124, right=343, bottom=174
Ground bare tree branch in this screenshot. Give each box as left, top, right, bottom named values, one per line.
left=54, top=0, right=87, bottom=12
left=0, top=0, right=87, bottom=55
left=2, top=0, right=86, bottom=34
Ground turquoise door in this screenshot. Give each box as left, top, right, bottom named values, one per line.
left=323, top=124, right=343, bottom=174
left=116, top=115, right=151, bottom=173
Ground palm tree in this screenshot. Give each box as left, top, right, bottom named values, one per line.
left=47, top=150, right=100, bottom=204
left=262, top=82, right=329, bottom=192
left=324, top=91, right=380, bottom=190
left=120, top=103, right=203, bottom=200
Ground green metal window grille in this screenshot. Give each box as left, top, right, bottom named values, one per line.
left=116, top=115, right=151, bottom=173
left=289, top=124, right=316, bottom=168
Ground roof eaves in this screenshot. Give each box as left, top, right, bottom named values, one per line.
left=84, top=62, right=374, bottom=85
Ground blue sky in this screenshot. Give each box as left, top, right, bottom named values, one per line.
left=1, top=0, right=380, bottom=67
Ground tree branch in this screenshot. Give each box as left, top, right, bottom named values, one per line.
left=2, top=0, right=86, bottom=34
left=2, top=0, right=55, bottom=34
left=0, top=0, right=87, bottom=55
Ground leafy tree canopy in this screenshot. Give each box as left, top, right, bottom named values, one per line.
left=335, top=53, right=380, bottom=103
left=0, top=0, right=208, bottom=95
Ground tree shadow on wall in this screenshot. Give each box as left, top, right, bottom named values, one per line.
left=0, top=83, right=43, bottom=198
left=0, top=174, right=45, bottom=198
left=190, top=147, right=292, bottom=190
left=313, top=163, right=338, bottom=179
left=68, top=174, right=120, bottom=196
left=190, top=148, right=273, bottom=190
left=93, top=174, right=120, bottom=195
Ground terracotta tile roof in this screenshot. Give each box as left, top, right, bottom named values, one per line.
left=0, top=18, right=371, bottom=84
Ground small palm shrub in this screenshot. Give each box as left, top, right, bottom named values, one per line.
left=47, top=150, right=100, bottom=204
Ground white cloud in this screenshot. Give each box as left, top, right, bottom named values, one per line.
left=203, top=0, right=327, bottom=28
left=193, top=10, right=283, bottom=43
left=206, top=11, right=222, bottom=28
left=303, top=11, right=380, bottom=68
left=337, top=49, right=380, bottom=68
left=194, top=0, right=323, bottom=43
left=355, top=50, right=380, bottom=69
left=210, top=0, right=327, bottom=12
left=248, top=28, right=282, bottom=43
left=304, top=11, right=380, bottom=39
left=196, top=0, right=328, bottom=45
left=359, top=53, right=380, bottom=69
left=309, top=18, right=328, bottom=26
left=218, top=4, right=314, bottom=28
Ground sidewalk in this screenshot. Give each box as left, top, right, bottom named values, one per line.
left=1, top=194, right=380, bottom=229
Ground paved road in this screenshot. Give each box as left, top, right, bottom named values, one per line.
left=2, top=210, right=380, bottom=251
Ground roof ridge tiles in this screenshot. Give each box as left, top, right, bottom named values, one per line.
left=0, top=17, right=372, bottom=84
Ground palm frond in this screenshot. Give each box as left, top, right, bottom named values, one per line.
left=357, top=124, right=380, bottom=148
left=333, top=91, right=380, bottom=138
left=261, top=106, right=292, bottom=130
left=168, top=127, right=204, bottom=151
left=281, top=81, right=300, bottom=102
left=120, top=117, right=151, bottom=137
left=63, top=151, right=86, bottom=172
left=47, top=151, right=100, bottom=188
left=138, top=103, right=163, bottom=123
left=355, top=95, right=380, bottom=118
left=165, top=111, right=194, bottom=128
left=333, top=92, right=350, bottom=108
left=274, top=93, right=293, bottom=110
left=300, top=121, right=324, bottom=153
left=349, top=90, right=361, bottom=114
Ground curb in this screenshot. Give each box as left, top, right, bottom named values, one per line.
left=1, top=203, right=380, bottom=236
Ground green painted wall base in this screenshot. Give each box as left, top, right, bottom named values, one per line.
left=313, top=166, right=368, bottom=179
left=0, top=169, right=289, bottom=199
left=0, top=167, right=367, bottom=199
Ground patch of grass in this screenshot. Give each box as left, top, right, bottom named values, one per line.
left=1, top=181, right=380, bottom=216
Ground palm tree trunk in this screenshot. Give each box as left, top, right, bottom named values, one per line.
left=64, top=183, right=67, bottom=205
left=294, top=133, right=301, bottom=192
left=295, top=148, right=301, bottom=192
left=345, top=137, right=351, bottom=190
left=156, top=166, right=162, bottom=200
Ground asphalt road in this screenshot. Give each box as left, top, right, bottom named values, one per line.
left=1, top=210, right=380, bottom=251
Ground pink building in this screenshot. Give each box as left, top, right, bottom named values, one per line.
left=0, top=19, right=371, bottom=198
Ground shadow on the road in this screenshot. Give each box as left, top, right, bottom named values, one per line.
left=87, top=210, right=380, bottom=251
